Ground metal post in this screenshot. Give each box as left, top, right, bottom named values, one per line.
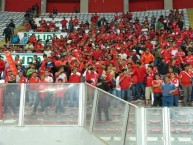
left=89, top=88, right=98, bottom=132
left=136, top=107, right=146, bottom=145
left=41, top=0, right=47, bottom=14
left=163, top=107, right=171, bottom=145
left=78, top=83, right=86, bottom=126
left=18, top=83, right=26, bottom=126
left=120, top=104, right=130, bottom=145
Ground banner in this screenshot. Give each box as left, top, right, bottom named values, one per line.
left=0, top=53, right=43, bottom=66
left=4, top=51, right=18, bottom=75
left=17, top=32, right=68, bottom=42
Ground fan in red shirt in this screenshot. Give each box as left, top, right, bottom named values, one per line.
left=39, top=17, right=46, bottom=26
left=61, top=17, right=68, bottom=29
left=119, top=68, right=132, bottom=101
left=160, top=46, right=172, bottom=63
left=179, top=64, right=192, bottom=106
left=73, top=16, right=79, bottom=26
left=69, top=67, right=81, bottom=83
left=145, top=65, right=154, bottom=105
left=92, top=46, right=103, bottom=60
left=34, top=40, right=44, bottom=53
left=135, top=61, right=146, bottom=100
left=28, top=72, right=40, bottom=106
left=29, top=34, right=37, bottom=45
left=152, top=74, right=163, bottom=107
left=86, top=67, right=98, bottom=86
left=17, top=71, right=27, bottom=83
left=91, top=13, right=99, bottom=24
left=184, top=50, right=193, bottom=67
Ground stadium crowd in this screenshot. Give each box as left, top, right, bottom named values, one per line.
left=1, top=7, right=193, bottom=110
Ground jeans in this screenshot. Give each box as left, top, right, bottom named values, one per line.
left=121, top=88, right=131, bottom=101
left=116, top=89, right=121, bottom=99
left=162, top=95, right=174, bottom=107
left=70, top=85, right=79, bottom=107
left=3, top=92, right=17, bottom=114
left=33, top=94, right=49, bottom=114
left=173, top=95, right=179, bottom=107
left=136, top=82, right=145, bottom=100
left=29, top=90, right=38, bottom=105
left=109, top=88, right=116, bottom=96
left=55, top=98, right=64, bottom=113
left=131, top=84, right=137, bottom=100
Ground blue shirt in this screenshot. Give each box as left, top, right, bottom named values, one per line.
left=162, top=82, right=175, bottom=96
left=20, top=36, right=29, bottom=45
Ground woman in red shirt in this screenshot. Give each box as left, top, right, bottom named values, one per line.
left=152, top=74, right=163, bottom=107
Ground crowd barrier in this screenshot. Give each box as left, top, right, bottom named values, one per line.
left=0, top=83, right=192, bottom=145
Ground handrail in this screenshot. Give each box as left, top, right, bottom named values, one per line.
left=85, top=82, right=138, bottom=108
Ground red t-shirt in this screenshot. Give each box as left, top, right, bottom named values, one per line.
left=19, top=77, right=27, bottom=83
left=86, top=72, right=98, bottom=86
left=119, top=74, right=131, bottom=89
left=136, top=66, right=146, bottom=82
left=69, top=72, right=81, bottom=83
left=146, top=72, right=154, bottom=87
left=185, top=55, right=193, bottom=66
left=152, top=79, right=163, bottom=93
left=179, top=71, right=192, bottom=86
left=170, top=78, right=179, bottom=95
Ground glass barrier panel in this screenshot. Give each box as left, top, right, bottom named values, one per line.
left=125, top=105, right=137, bottom=145
left=93, top=89, right=127, bottom=145
left=85, top=84, right=96, bottom=129
left=24, top=83, right=80, bottom=125
left=145, top=108, right=164, bottom=145
left=0, top=84, right=21, bottom=126
left=169, top=107, right=193, bottom=145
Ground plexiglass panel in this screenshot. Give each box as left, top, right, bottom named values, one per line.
left=93, top=89, right=127, bottom=145
left=24, top=83, right=80, bottom=125
left=145, top=108, right=164, bottom=145
left=125, top=105, right=137, bottom=145
left=170, top=107, right=193, bottom=145
left=0, top=84, right=21, bottom=126
left=85, top=84, right=96, bottom=129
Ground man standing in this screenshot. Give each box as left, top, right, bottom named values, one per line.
left=179, top=64, right=192, bottom=106
left=9, top=19, right=15, bottom=34
left=162, top=76, right=175, bottom=107
left=119, top=68, right=132, bottom=101
left=3, top=25, right=12, bottom=44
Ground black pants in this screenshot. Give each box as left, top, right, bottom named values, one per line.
left=5, top=35, right=11, bottom=43
left=153, top=93, right=162, bottom=107
left=97, top=93, right=110, bottom=121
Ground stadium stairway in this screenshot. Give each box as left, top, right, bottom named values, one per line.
left=0, top=25, right=25, bottom=47
left=187, top=8, right=193, bottom=28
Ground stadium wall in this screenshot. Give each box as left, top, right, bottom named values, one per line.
left=173, top=0, right=193, bottom=9
left=5, top=0, right=41, bottom=12
left=88, top=0, right=123, bottom=13
left=129, top=0, right=164, bottom=12
left=4, top=0, right=193, bottom=13
left=47, top=0, right=80, bottom=13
